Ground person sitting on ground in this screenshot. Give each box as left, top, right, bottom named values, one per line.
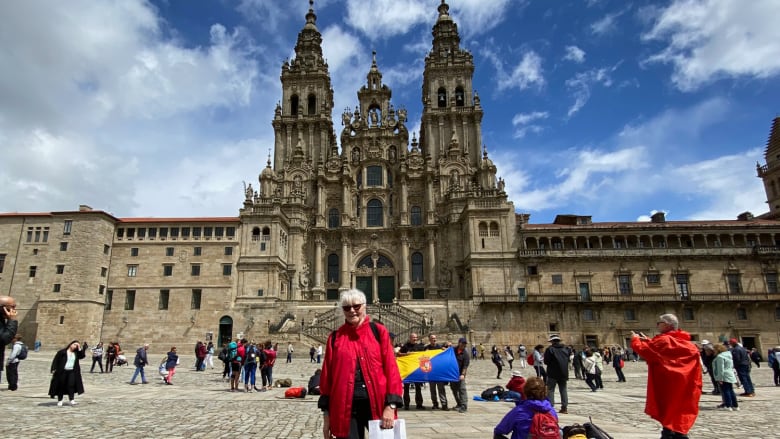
left=504, top=370, right=526, bottom=401
left=308, top=368, right=322, bottom=395
left=493, top=376, right=558, bottom=439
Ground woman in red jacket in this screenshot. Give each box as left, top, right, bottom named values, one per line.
left=318, top=289, right=403, bottom=439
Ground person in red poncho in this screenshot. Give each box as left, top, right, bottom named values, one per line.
left=318, top=289, right=403, bottom=439
left=631, top=313, right=702, bottom=439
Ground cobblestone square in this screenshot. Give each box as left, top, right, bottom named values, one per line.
left=2, top=350, right=779, bottom=438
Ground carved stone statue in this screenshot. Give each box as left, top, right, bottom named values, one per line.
left=299, top=263, right=310, bottom=288
left=245, top=183, right=254, bottom=200
left=370, top=109, right=379, bottom=126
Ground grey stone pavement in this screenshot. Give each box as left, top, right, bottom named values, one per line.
left=1, top=350, right=779, bottom=438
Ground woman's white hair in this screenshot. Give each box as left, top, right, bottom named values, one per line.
left=340, top=289, right=367, bottom=307
left=659, top=313, right=679, bottom=329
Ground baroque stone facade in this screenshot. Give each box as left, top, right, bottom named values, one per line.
left=1, top=2, right=780, bottom=353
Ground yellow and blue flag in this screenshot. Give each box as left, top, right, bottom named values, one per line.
left=396, top=347, right=460, bottom=383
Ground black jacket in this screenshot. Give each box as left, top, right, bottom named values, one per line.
left=543, top=342, right=571, bottom=380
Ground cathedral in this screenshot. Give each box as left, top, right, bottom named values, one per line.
left=2, top=2, right=780, bottom=353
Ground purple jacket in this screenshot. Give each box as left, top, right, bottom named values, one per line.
left=494, top=398, right=558, bottom=439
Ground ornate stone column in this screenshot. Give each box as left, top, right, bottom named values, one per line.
left=399, top=232, right=411, bottom=299
left=340, top=235, right=350, bottom=291
left=313, top=234, right=323, bottom=292
left=426, top=230, right=438, bottom=296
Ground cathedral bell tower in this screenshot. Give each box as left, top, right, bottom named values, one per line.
left=758, top=117, right=780, bottom=218
left=273, top=0, right=336, bottom=179
left=420, top=0, right=484, bottom=166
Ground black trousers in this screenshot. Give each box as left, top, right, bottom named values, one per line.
left=334, top=397, right=371, bottom=439
left=6, top=362, right=19, bottom=390
left=91, top=356, right=103, bottom=372
left=403, top=382, right=423, bottom=408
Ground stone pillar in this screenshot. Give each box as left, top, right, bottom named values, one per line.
left=314, top=234, right=323, bottom=289
left=340, top=236, right=350, bottom=291
left=400, top=177, right=408, bottom=225
left=400, top=233, right=411, bottom=299
left=427, top=230, right=438, bottom=295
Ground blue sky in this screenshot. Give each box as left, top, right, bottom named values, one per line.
left=1, top=0, right=779, bottom=223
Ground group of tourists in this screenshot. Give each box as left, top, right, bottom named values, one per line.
left=219, top=338, right=277, bottom=392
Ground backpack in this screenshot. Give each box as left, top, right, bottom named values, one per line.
left=227, top=342, right=238, bottom=362
left=480, top=385, right=505, bottom=400
left=583, top=417, right=614, bottom=439
left=528, top=354, right=535, bottom=366
left=15, top=342, right=28, bottom=360
left=284, top=386, right=307, bottom=398
left=218, top=348, right=228, bottom=362
left=528, top=411, right=559, bottom=439
left=245, top=346, right=258, bottom=364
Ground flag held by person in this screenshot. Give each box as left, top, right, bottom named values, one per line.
left=397, top=347, right=460, bottom=383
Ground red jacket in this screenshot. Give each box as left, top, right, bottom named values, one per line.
left=631, top=329, right=702, bottom=434
left=506, top=375, right=526, bottom=397
left=318, top=316, right=403, bottom=438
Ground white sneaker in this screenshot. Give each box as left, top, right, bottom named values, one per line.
left=57, top=401, right=63, bottom=407
left=733, top=407, right=740, bottom=411
left=70, top=400, right=78, bottom=406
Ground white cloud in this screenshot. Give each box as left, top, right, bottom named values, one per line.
left=482, top=49, right=545, bottom=92
left=590, top=10, right=624, bottom=35
left=563, top=45, right=586, bottom=63
left=344, top=0, right=430, bottom=39
left=669, top=150, right=765, bottom=220
left=511, top=111, right=549, bottom=138
left=343, top=0, right=513, bottom=40
left=448, top=0, right=515, bottom=38
left=642, top=0, right=780, bottom=91
left=0, top=1, right=265, bottom=216
left=505, top=99, right=766, bottom=221
left=564, top=65, right=617, bottom=117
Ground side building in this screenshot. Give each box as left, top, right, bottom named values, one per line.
left=1, top=2, right=779, bottom=352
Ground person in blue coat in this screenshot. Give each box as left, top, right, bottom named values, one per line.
left=494, top=376, right=559, bottom=439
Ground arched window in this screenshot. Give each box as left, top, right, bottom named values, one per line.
left=308, top=94, right=317, bottom=115
left=411, top=252, right=424, bottom=281
left=377, top=255, right=393, bottom=268
left=358, top=255, right=373, bottom=268
left=328, top=208, right=340, bottom=229
left=455, top=86, right=465, bottom=106
left=490, top=222, right=500, bottom=237
left=262, top=227, right=270, bottom=239
left=437, top=87, right=447, bottom=108
left=367, top=199, right=383, bottom=227
left=252, top=227, right=260, bottom=241
left=327, top=253, right=339, bottom=283
left=478, top=222, right=488, bottom=237
left=290, top=95, right=299, bottom=116
left=411, top=206, right=422, bottom=226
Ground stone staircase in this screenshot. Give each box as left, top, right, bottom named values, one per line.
left=302, top=303, right=427, bottom=345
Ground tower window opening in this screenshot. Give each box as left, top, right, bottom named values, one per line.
left=308, top=94, right=317, bottom=115
left=455, top=87, right=464, bottom=106
left=291, top=95, right=299, bottom=116
left=437, top=87, right=447, bottom=108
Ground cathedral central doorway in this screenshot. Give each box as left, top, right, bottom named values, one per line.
left=355, top=254, right=396, bottom=303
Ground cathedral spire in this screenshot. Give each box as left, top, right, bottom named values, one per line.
left=304, top=0, right=318, bottom=31
left=291, top=0, right=324, bottom=69
left=767, top=116, right=780, bottom=156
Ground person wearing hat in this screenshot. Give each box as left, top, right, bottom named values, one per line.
left=543, top=334, right=571, bottom=414
left=449, top=337, right=470, bottom=413
left=631, top=313, right=701, bottom=439
left=504, top=369, right=526, bottom=401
